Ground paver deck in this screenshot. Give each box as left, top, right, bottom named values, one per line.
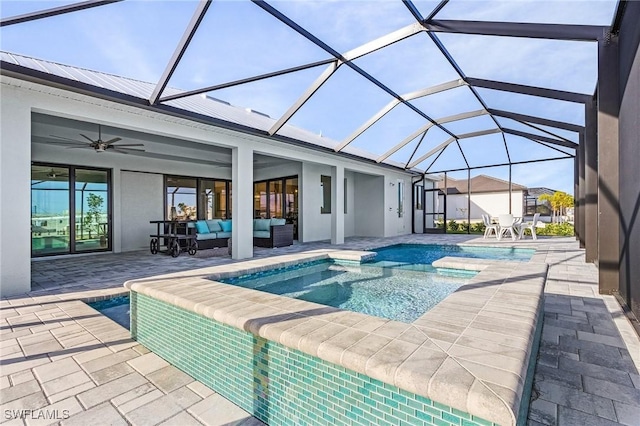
left=2, top=235, right=639, bottom=425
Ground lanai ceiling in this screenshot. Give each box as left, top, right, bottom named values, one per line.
left=0, top=0, right=620, bottom=185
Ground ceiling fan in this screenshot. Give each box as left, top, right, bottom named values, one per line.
left=49, top=124, right=144, bottom=154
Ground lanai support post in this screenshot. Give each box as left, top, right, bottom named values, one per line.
left=509, top=164, right=513, bottom=214
left=232, top=145, right=253, bottom=260
left=597, top=36, right=620, bottom=294
left=0, top=93, right=31, bottom=296
left=585, top=99, right=599, bottom=261
left=577, top=132, right=586, bottom=248
left=467, top=168, right=471, bottom=233
left=331, top=165, right=345, bottom=244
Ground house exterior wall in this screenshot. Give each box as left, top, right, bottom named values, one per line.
left=0, top=86, right=31, bottom=296
left=120, top=171, right=164, bottom=252
left=445, top=191, right=524, bottom=221
left=354, top=174, right=384, bottom=237
left=253, top=163, right=301, bottom=182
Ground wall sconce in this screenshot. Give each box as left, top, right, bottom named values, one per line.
left=389, top=182, right=395, bottom=186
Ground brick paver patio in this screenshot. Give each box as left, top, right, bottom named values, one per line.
left=1, top=235, right=638, bottom=425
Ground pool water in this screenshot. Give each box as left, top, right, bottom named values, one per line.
left=220, top=261, right=472, bottom=323
left=369, top=244, right=534, bottom=270
left=88, top=296, right=130, bottom=329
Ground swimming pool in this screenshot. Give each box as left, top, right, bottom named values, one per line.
left=220, top=260, right=473, bottom=323
left=88, top=296, right=130, bottom=329
left=370, top=243, right=534, bottom=270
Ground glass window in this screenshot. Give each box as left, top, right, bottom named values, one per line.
left=254, top=182, right=267, bottom=218
left=414, top=185, right=423, bottom=210
left=344, top=178, right=347, bottom=214
left=31, top=163, right=111, bottom=257
left=398, top=180, right=405, bottom=217
left=200, top=180, right=229, bottom=219
left=166, top=177, right=197, bottom=220
left=321, top=175, right=331, bottom=214
left=31, top=165, right=71, bottom=256
left=75, top=169, right=109, bottom=252
left=269, top=180, right=283, bottom=218
left=285, top=178, right=298, bottom=239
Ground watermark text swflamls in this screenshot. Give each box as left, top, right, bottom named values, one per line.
left=4, top=409, right=71, bottom=420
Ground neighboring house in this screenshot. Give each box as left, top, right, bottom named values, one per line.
left=435, top=175, right=526, bottom=222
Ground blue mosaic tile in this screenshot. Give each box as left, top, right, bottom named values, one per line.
left=132, top=292, right=497, bottom=426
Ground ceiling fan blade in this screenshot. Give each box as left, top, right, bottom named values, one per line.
left=103, top=137, right=122, bottom=145
left=46, top=140, right=88, bottom=146
left=110, top=143, right=144, bottom=147
left=65, top=145, right=93, bottom=149
left=112, top=147, right=146, bottom=154
left=79, top=134, right=95, bottom=143
left=49, top=135, right=89, bottom=144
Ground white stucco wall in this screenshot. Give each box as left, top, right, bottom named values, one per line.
left=300, top=162, right=332, bottom=242
left=344, top=171, right=356, bottom=238
left=354, top=174, right=384, bottom=237
left=446, top=191, right=524, bottom=221
left=0, top=86, right=31, bottom=297
left=253, top=162, right=301, bottom=182
left=120, top=171, right=164, bottom=252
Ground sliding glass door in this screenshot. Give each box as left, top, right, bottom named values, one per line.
left=31, top=165, right=71, bottom=256
left=75, top=169, right=110, bottom=251
left=31, top=163, right=111, bottom=257
left=254, top=176, right=298, bottom=239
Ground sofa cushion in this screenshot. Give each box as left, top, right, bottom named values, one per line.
left=253, top=230, right=271, bottom=239
left=254, top=219, right=271, bottom=232
left=220, top=220, right=232, bottom=232
left=196, top=233, right=218, bottom=240
left=216, top=231, right=231, bottom=239
left=270, top=218, right=286, bottom=226
left=195, top=220, right=209, bottom=234
left=206, top=220, right=222, bottom=233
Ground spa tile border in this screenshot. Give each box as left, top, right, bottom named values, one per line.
left=124, top=249, right=547, bottom=425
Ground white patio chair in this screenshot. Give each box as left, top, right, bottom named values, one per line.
left=497, top=214, right=518, bottom=241
left=518, top=213, right=540, bottom=240
left=482, top=214, right=499, bottom=239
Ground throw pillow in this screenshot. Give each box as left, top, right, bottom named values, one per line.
left=220, top=220, right=232, bottom=232
left=195, top=220, right=209, bottom=234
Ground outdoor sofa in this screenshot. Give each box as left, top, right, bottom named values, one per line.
left=191, top=218, right=294, bottom=250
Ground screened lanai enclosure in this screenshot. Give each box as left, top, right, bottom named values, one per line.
left=1, top=1, right=639, bottom=324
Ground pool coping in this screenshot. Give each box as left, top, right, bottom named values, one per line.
left=124, top=248, right=547, bottom=426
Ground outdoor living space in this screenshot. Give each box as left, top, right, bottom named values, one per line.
left=2, top=1, right=640, bottom=425
left=2, top=235, right=639, bottom=425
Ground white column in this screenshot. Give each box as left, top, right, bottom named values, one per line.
left=112, top=167, right=122, bottom=253
left=0, top=93, right=32, bottom=296
left=232, top=145, right=253, bottom=259
left=331, top=165, right=344, bottom=245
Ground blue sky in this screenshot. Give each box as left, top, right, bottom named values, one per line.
left=1, top=0, right=619, bottom=194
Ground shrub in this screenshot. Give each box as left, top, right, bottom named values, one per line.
left=536, top=223, right=574, bottom=236
left=447, top=220, right=458, bottom=232
left=458, top=222, right=469, bottom=232
left=472, top=222, right=486, bottom=233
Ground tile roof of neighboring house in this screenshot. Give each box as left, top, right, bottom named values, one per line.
left=436, top=174, right=527, bottom=194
